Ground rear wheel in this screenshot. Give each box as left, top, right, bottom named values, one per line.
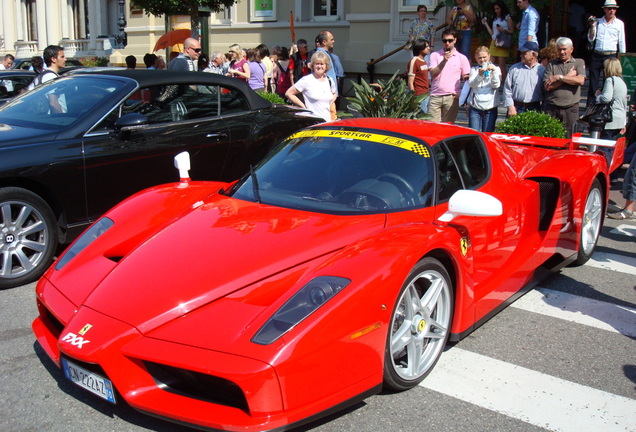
left=384, top=257, right=453, bottom=391
left=0, top=187, right=58, bottom=289
left=572, top=179, right=603, bottom=266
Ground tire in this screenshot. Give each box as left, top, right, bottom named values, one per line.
left=383, top=257, right=453, bottom=391
left=0, top=187, right=58, bottom=289
left=571, top=179, right=603, bottom=267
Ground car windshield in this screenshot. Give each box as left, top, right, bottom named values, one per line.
left=230, top=128, right=435, bottom=213
left=0, top=76, right=124, bottom=129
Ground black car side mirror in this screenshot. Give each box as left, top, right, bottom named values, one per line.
left=113, top=113, right=149, bottom=139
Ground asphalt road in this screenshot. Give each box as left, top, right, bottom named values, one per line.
left=1, top=178, right=634, bottom=432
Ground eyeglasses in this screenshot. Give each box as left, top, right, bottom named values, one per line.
left=442, top=39, right=454, bottom=43
left=189, top=47, right=202, bottom=53
left=605, top=7, right=617, bottom=10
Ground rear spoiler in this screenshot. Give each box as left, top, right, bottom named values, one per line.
left=487, top=133, right=626, bottom=173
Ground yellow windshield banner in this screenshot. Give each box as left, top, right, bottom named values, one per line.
left=289, top=129, right=430, bottom=158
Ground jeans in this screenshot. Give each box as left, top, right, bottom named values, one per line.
left=624, top=152, right=636, bottom=202
left=420, top=95, right=429, bottom=114
left=469, top=106, right=498, bottom=132
left=457, top=30, right=472, bottom=59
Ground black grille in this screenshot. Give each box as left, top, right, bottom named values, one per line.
left=44, top=307, right=65, bottom=337
left=144, top=361, right=249, bottom=413
left=534, top=178, right=560, bottom=231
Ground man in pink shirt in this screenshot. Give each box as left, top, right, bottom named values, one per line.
left=428, top=29, right=471, bottom=123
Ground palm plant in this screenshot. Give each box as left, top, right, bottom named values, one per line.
left=347, top=72, right=427, bottom=119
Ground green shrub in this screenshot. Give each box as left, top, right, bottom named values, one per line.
left=257, top=91, right=286, bottom=105
left=495, top=110, right=566, bottom=138
left=347, top=72, right=427, bottom=119
left=80, top=56, right=109, bottom=67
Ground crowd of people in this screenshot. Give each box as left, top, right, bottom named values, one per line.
left=406, top=0, right=633, bottom=219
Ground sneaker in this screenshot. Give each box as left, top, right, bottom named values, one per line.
left=607, top=209, right=636, bottom=220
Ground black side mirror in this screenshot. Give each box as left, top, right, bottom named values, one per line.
left=113, top=113, right=149, bottom=139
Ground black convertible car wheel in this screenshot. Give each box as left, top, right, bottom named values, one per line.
left=0, top=187, right=57, bottom=289
left=384, top=257, right=453, bottom=391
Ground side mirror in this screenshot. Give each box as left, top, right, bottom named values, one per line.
left=438, top=190, right=503, bottom=222
left=174, top=151, right=191, bottom=182
left=113, top=113, right=149, bottom=137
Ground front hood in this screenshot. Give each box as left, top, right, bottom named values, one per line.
left=0, top=122, right=59, bottom=146
left=83, top=197, right=385, bottom=333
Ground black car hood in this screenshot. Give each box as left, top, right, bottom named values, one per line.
left=0, top=122, right=59, bottom=146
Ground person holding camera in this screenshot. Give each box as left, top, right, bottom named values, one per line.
left=481, top=0, right=514, bottom=83
left=428, top=29, right=471, bottom=124
left=445, top=0, right=475, bottom=59
left=467, top=46, right=502, bottom=132
left=586, top=0, right=625, bottom=106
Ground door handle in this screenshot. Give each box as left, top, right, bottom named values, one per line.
left=206, top=133, right=228, bottom=139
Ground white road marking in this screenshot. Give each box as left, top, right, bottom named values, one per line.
left=512, top=287, right=636, bottom=338
left=587, top=251, right=636, bottom=276
left=609, top=223, right=636, bottom=238
left=421, top=348, right=636, bottom=432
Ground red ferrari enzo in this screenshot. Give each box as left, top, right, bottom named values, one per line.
left=32, top=119, right=624, bottom=431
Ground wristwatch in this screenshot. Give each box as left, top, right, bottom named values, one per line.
left=559, top=75, right=564, bottom=81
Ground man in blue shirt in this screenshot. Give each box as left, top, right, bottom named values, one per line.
left=504, top=41, right=545, bottom=116
left=517, top=0, right=539, bottom=52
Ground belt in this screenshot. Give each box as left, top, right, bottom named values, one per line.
left=513, top=100, right=541, bottom=107
left=593, top=50, right=617, bottom=56
left=547, top=102, right=578, bottom=110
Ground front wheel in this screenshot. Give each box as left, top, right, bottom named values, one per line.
left=572, top=179, right=603, bottom=267
left=0, top=187, right=58, bottom=289
left=384, top=257, right=453, bottom=391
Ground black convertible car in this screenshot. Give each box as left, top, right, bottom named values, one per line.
left=0, top=70, right=35, bottom=105
left=0, top=70, right=322, bottom=288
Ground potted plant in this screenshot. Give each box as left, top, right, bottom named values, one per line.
left=347, top=72, right=427, bottom=119
left=494, top=110, right=566, bottom=138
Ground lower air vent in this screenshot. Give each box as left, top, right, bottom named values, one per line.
left=144, top=361, right=249, bottom=413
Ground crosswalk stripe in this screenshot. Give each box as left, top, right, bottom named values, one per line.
left=421, top=348, right=636, bottom=432
left=587, top=250, right=636, bottom=276
left=511, top=287, right=636, bottom=338
left=609, top=223, right=636, bottom=238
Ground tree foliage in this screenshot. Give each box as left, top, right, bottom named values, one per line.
left=132, top=0, right=237, bottom=37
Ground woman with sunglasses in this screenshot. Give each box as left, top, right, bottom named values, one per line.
left=167, top=37, right=201, bottom=72
left=227, top=44, right=250, bottom=82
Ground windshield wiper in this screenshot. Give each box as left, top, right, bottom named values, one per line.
left=250, top=165, right=261, bottom=204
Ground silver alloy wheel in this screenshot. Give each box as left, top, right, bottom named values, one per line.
left=0, top=199, right=50, bottom=280
left=581, top=185, right=602, bottom=256
left=389, top=264, right=452, bottom=383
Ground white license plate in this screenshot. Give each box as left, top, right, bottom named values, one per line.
left=62, top=358, right=116, bottom=403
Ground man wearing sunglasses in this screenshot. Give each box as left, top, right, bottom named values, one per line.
left=586, top=0, right=625, bottom=106
left=428, top=29, right=470, bottom=123
left=168, top=37, right=202, bottom=72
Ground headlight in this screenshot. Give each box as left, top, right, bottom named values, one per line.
left=55, top=217, right=114, bottom=270
left=252, top=276, right=350, bottom=345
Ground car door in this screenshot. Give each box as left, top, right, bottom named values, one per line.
left=434, top=135, right=539, bottom=319
left=82, top=82, right=233, bottom=221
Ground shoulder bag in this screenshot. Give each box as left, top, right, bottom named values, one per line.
left=495, top=31, right=512, bottom=49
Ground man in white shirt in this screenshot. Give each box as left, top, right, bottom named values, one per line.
left=0, top=54, right=16, bottom=92
left=586, top=0, right=625, bottom=105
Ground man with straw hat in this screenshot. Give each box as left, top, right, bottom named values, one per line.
left=586, top=0, right=626, bottom=105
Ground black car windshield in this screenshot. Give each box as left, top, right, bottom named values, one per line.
left=0, top=76, right=124, bottom=129
left=231, top=128, right=435, bottom=213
